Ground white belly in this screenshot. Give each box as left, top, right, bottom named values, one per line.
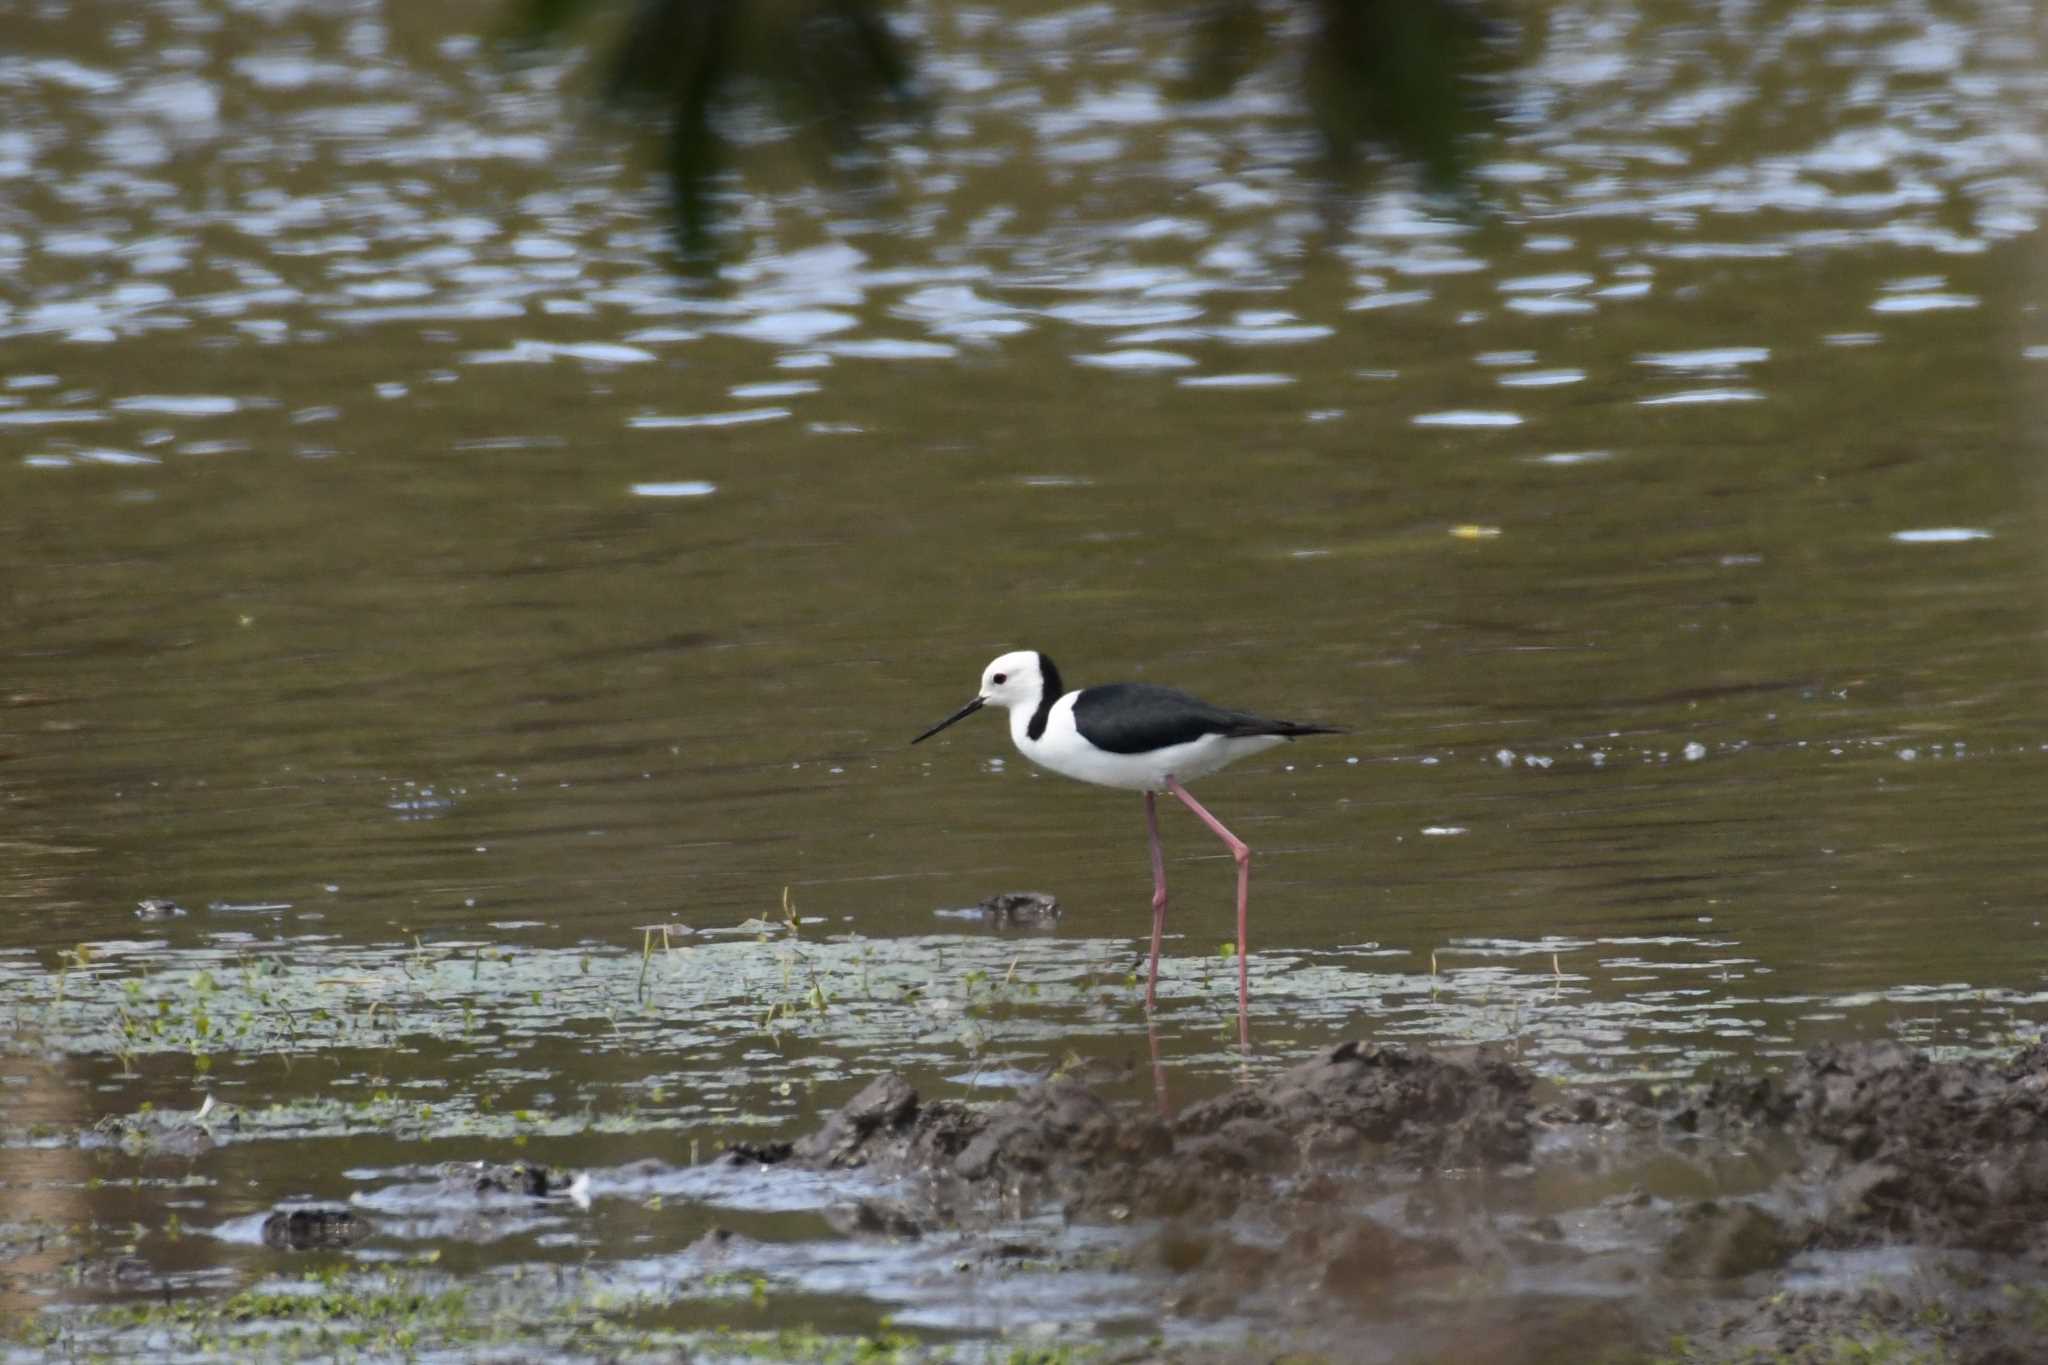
left=1011, top=698, right=1284, bottom=791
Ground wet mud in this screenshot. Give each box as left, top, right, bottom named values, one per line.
left=725, top=1039, right=2048, bottom=1362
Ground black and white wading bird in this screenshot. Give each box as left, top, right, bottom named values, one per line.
left=911, top=650, right=1342, bottom=1043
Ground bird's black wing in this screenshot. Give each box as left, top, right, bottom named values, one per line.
left=1070, top=683, right=1341, bottom=755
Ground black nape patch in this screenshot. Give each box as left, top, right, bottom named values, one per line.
left=1027, top=653, right=1063, bottom=741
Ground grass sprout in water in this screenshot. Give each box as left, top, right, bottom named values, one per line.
left=6, top=921, right=2045, bottom=1146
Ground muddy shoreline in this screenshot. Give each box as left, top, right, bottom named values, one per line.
left=716, top=1038, right=2048, bottom=1363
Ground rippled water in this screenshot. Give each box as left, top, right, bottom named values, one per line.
left=3, top=0, right=2046, bottom=1351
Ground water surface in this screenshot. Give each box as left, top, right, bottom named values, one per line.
left=3, top=0, right=2046, bottom=1352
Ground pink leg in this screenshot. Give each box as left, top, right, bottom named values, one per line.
left=1164, top=777, right=1251, bottom=1047
left=1144, top=790, right=1168, bottom=1011
left=1147, top=1017, right=1171, bottom=1118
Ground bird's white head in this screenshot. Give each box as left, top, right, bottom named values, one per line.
left=976, top=650, right=1045, bottom=713
left=911, top=649, right=1058, bottom=744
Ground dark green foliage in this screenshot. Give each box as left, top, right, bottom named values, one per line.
left=503, top=0, right=1508, bottom=261
left=1306, top=0, right=1505, bottom=190
left=1185, top=0, right=1510, bottom=196
left=506, top=0, right=923, bottom=263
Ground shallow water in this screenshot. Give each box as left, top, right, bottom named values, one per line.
left=3, top=0, right=2047, bottom=1353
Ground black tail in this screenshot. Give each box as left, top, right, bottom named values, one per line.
left=1227, top=718, right=1347, bottom=740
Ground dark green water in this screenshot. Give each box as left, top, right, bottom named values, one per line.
left=2, top=0, right=2045, bottom=1353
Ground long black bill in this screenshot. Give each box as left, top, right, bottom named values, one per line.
left=911, top=696, right=985, bottom=744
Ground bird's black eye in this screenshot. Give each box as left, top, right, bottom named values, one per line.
left=992, top=672, right=1007, bottom=685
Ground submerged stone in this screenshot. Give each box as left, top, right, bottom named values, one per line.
left=972, top=890, right=1061, bottom=926
left=451, top=1160, right=576, bottom=1198
left=261, top=1206, right=369, bottom=1251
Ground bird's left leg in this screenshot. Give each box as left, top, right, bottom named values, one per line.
left=1164, top=777, right=1251, bottom=1046
left=1144, top=789, right=1168, bottom=1010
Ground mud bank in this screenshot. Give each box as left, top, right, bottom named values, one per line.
left=730, top=1039, right=2048, bottom=1363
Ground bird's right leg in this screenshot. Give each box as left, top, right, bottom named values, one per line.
left=1164, top=777, right=1252, bottom=1047
left=1144, top=789, right=1168, bottom=1010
